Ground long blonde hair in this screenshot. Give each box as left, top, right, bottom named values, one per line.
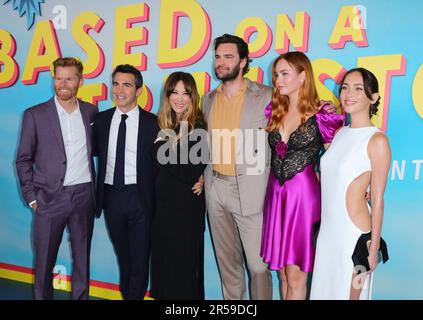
left=157, top=72, right=207, bottom=136
left=267, top=52, right=320, bottom=132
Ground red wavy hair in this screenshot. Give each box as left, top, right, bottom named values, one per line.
left=267, top=52, right=320, bottom=132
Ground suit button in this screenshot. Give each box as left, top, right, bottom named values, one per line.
left=60, top=178, right=64, bottom=182
left=63, top=161, right=66, bottom=165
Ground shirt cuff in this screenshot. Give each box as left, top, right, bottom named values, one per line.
left=29, top=200, right=37, bottom=207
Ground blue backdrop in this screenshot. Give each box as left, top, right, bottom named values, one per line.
left=0, top=0, right=422, bottom=299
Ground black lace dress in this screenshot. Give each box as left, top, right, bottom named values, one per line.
left=260, top=105, right=345, bottom=272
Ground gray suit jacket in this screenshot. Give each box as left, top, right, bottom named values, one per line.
left=15, top=97, right=98, bottom=206
left=201, top=78, right=272, bottom=216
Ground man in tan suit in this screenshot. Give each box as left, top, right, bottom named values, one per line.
left=201, top=34, right=272, bottom=300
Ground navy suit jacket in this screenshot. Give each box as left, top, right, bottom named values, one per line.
left=15, top=97, right=98, bottom=206
left=92, top=106, right=159, bottom=218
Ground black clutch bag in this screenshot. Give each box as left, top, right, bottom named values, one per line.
left=351, top=232, right=389, bottom=273
left=312, top=220, right=321, bottom=249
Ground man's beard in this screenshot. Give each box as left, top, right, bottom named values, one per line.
left=214, top=63, right=241, bottom=82
left=55, top=88, right=76, bottom=101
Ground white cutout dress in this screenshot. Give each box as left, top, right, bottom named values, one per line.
left=310, top=125, right=380, bottom=300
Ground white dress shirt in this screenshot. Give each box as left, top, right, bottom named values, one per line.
left=105, top=106, right=139, bottom=186
left=55, top=96, right=91, bottom=186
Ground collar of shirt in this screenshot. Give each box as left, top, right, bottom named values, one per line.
left=54, top=96, right=80, bottom=116
left=216, top=78, right=247, bottom=96
left=113, top=105, right=140, bottom=122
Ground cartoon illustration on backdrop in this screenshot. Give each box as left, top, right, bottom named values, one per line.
left=2, top=0, right=45, bottom=30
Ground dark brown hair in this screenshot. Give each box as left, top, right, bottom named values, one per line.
left=339, top=67, right=381, bottom=118
left=214, top=33, right=251, bottom=75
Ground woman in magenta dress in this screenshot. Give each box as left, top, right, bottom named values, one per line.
left=260, top=52, right=344, bottom=300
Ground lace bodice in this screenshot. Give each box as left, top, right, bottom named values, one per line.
left=265, top=102, right=345, bottom=185
left=269, top=116, right=323, bottom=185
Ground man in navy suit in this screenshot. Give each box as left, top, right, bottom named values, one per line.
left=93, top=64, right=159, bottom=300
left=15, top=57, right=98, bottom=300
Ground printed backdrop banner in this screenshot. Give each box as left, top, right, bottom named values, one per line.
left=0, top=0, right=422, bottom=299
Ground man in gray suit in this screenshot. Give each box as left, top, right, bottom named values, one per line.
left=15, top=57, right=98, bottom=300
left=201, top=34, right=272, bottom=300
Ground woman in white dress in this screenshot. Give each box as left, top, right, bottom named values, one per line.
left=310, top=68, right=391, bottom=300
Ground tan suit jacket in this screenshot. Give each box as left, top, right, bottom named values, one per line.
left=201, top=79, right=272, bottom=216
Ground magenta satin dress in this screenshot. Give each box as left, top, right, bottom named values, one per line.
left=260, top=103, right=344, bottom=272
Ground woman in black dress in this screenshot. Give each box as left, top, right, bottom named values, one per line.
left=150, top=72, right=208, bottom=300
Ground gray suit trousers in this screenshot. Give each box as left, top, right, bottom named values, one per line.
left=33, top=182, right=94, bottom=300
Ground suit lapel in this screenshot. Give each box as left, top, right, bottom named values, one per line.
left=205, top=80, right=262, bottom=130
left=46, top=98, right=66, bottom=156
left=79, top=101, right=92, bottom=156
left=99, top=108, right=115, bottom=182
left=203, top=91, right=217, bottom=148
left=103, top=108, right=114, bottom=157
left=136, top=106, right=145, bottom=171
left=204, top=90, right=217, bottom=122
left=240, top=79, right=261, bottom=130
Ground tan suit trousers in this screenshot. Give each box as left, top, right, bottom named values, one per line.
left=207, top=173, right=272, bottom=300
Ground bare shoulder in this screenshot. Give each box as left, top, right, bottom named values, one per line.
left=369, top=132, right=390, bottom=149
left=368, top=131, right=391, bottom=159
